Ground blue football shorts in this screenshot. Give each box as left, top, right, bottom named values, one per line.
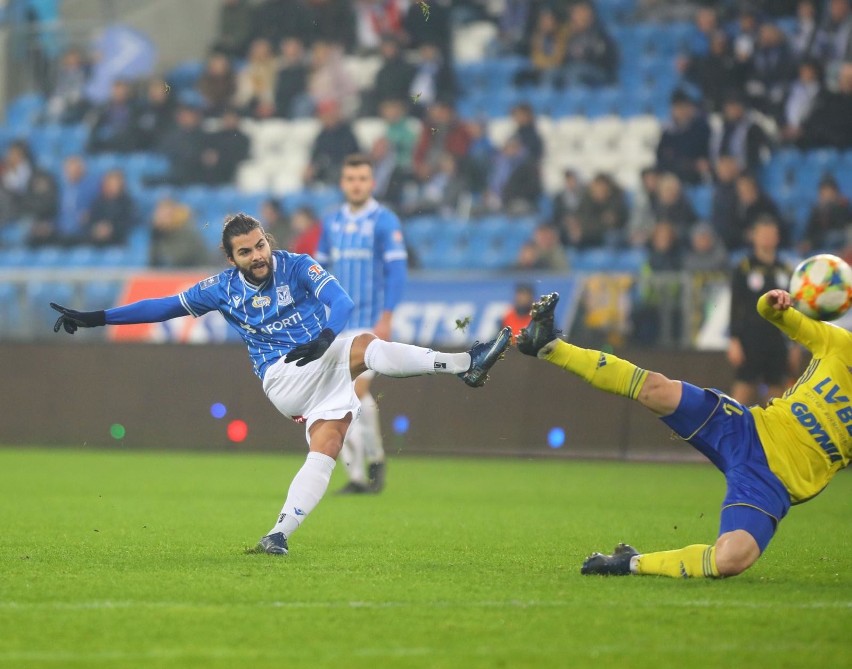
left=660, top=382, right=792, bottom=552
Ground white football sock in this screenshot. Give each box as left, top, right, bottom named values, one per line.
left=360, top=392, right=385, bottom=464
left=364, top=340, right=470, bottom=377
left=340, top=420, right=367, bottom=485
left=268, top=451, right=335, bottom=538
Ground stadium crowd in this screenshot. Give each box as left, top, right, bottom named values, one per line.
left=1, top=0, right=852, bottom=312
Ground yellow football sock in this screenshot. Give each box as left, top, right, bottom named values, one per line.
left=542, top=340, right=648, bottom=400
left=635, top=544, right=720, bottom=578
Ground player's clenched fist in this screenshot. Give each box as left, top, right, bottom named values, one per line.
left=284, top=328, right=336, bottom=366
left=764, top=289, right=792, bottom=311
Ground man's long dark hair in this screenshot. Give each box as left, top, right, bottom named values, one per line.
left=221, top=213, right=276, bottom=259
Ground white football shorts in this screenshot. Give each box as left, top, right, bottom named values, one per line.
left=262, top=335, right=360, bottom=442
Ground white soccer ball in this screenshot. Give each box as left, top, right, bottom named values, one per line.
left=789, top=253, right=852, bottom=321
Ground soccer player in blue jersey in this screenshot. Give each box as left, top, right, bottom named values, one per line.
left=51, top=213, right=512, bottom=555
left=316, top=154, right=406, bottom=494
left=518, top=290, right=852, bottom=578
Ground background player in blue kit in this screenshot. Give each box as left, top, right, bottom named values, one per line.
left=316, top=154, right=407, bottom=494
left=51, top=214, right=512, bottom=555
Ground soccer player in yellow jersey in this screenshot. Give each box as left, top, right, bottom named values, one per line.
left=517, top=289, right=851, bottom=578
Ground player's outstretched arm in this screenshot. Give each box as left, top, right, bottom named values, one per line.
left=51, top=296, right=190, bottom=335
left=757, top=289, right=844, bottom=355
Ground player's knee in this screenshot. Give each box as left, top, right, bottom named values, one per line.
left=349, top=333, right=377, bottom=375
left=715, top=532, right=760, bottom=576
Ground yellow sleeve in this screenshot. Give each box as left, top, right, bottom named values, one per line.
left=757, top=294, right=849, bottom=358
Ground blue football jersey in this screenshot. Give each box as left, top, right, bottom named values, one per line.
left=179, top=250, right=337, bottom=378
left=316, top=198, right=407, bottom=330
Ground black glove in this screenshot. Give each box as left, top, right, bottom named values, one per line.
left=50, top=302, right=106, bottom=334
left=284, top=328, right=336, bottom=367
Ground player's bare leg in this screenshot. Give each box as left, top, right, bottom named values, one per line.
left=255, top=417, right=351, bottom=555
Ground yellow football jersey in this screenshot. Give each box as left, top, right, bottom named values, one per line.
left=750, top=294, right=852, bottom=503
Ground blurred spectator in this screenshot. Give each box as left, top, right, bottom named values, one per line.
left=408, top=42, right=457, bottom=111
left=409, top=151, right=467, bottom=216
left=412, top=101, right=471, bottom=183
left=355, top=0, right=408, bottom=53
left=369, top=137, right=408, bottom=207
left=647, top=220, right=682, bottom=271
left=710, top=154, right=743, bottom=250
left=728, top=215, right=791, bottom=406
left=303, top=100, right=360, bottom=185
left=683, top=31, right=745, bottom=113
left=519, top=8, right=570, bottom=88
left=464, top=118, right=496, bottom=193
left=485, top=137, right=541, bottom=215
left=801, top=176, right=852, bottom=253
left=509, top=103, right=543, bottom=163
left=709, top=93, right=772, bottom=174
left=362, top=35, right=415, bottom=116
left=562, top=1, right=618, bottom=86
left=43, top=46, right=90, bottom=124
left=515, top=225, right=568, bottom=271
left=308, top=40, right=358, bottom=118
left=571, top=173, right=628, bottom=249
left=552, top=169, right=585, bottom=240
left=136, top=78, right=176, bottom=148
left=87, top=80, right=140, bottom=153
left=683, top=221, right=728, bottom=272
left=201, top=108, right=250, bottom=185
left=790, top=0, right=829, bottom=60
left=86, top=170, right=134, bottom=246
left=252, top=0, right=315, bottom=48
left=684, top=6, right=719, bottom=57
left=1, top=140, right=34, bottom=203
left=655, top=90, right=711, bottom=185
left=782, top=59, right=823, bottom=142
left=274, top=38, right=310, bottom=118
left=731, top=5, right=761, bottom=65
left=28, top=156, right=97, bottom=246
left=260, top=197, right=291, bottom=248
left=403, top=0, right=452, bottom=59
left=197, top=52, right=237, bottom=116
left=821, top=0, right=852, bottom=84
left=734, top=173, right=788, bottom=247
left=799, top=62, right=852, bottom=149
left=22, top=170, right=59, bottom=248
left=628, top=167, right=658, bottom=247
left=744, top=23, right=796, bottom=121
left=289, top=205, right=322, bottom=255
left=157, top=103, right=205, bottom=185
left=213, top=0, right=254, bottom=58
left=234, top=38, right=277, bottom=118
left=149, top=198, right=208, bottom=267
left=380, top=99, right=417, bottom=171
left=491, top=0, right=536, bottom=56
left=653, top=172, right=697, bottom=232
left=306, top=0, right=357, bottom=52
left=501, top=283, right=534, bottom=341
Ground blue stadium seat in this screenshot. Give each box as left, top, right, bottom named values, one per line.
left=0, top=220, right=28, bottom=248
left=804, top=148, right=840, bottom=172
left=686, top=185, right=713, bottom=220
left=455, top=62, right=487, bottom=92
left=64, top=246, right=98, bottom=267
left=572, top=248, right=642, bottom=272
left=165, top=60, right=205, bottom=91
left=59, top=124, right=89, bottom=157
left=585, top=87, right=622, bottom=118
left=523, top=86, right=556, bottom=115
left=0, top=246, right=30, bottom=267
left=30, top=247, right=65, bottom=267
left=484, top=57, right=527, bottom=89
left=836, top=170, right=852, bottom=196
left=5, top=93, right=45, bottom=130
left=551, top=88, right=592, bottom=117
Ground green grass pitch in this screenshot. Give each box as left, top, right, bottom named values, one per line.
left=0, top=447, right=849, bottom=669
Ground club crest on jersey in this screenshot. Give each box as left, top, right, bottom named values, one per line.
left=276, top=285, right=294, bottom=306
left=308, top=264, right=325, bottom=282
left=251, top=294, right=272, bottom=308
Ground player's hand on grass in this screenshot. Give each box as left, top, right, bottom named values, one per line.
left=50, top=303, right=106, bottom=334
left=765, top=289, right=792, bottom=311
left=284, top=328, right=336, bottom=366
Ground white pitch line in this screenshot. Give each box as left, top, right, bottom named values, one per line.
left=0, top=599, right=849, bottom=611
